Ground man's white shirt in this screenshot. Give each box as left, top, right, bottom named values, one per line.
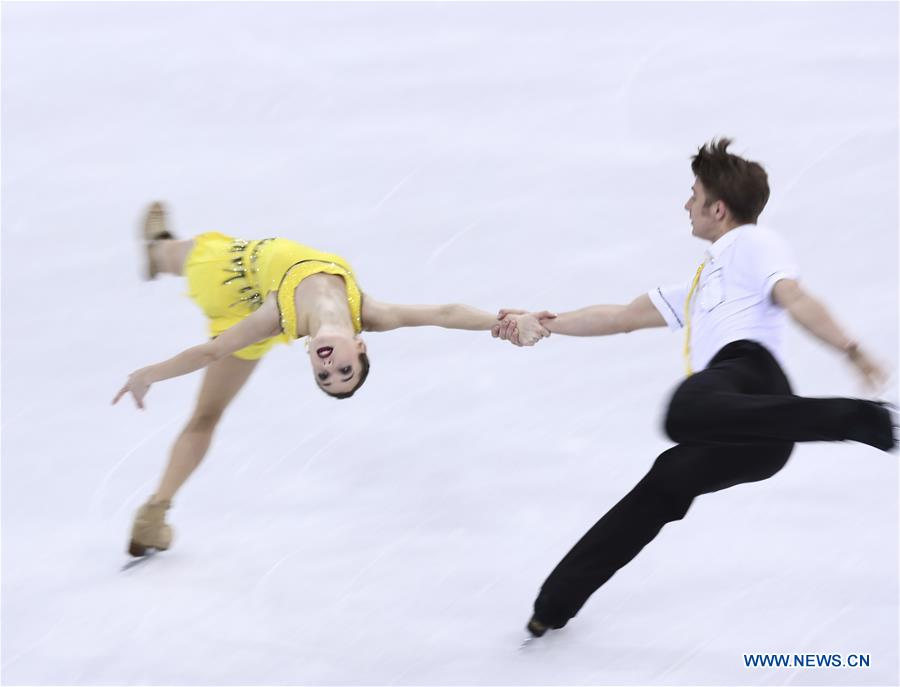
left=648, top=224, right=799, bottom=372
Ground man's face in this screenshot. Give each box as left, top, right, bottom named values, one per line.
left=684, top=180, right=721, bottom=240
left=308, top=334, right=366, bottom=396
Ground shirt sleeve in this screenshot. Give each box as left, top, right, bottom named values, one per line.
left=648, top=282, right=690, bottom=331
left=739, top=227, right=800, bottom=300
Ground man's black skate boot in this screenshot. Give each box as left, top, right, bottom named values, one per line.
left=526, top=616, right=549, bottom=637
left=526, top=615, right=566, bottom=638
left=848, top=401, right=898, bottom=452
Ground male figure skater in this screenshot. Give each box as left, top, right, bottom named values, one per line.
left=493, top=138, right=896, bottom=638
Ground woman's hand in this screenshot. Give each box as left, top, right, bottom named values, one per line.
left=112, top=368, right=154, bottom=409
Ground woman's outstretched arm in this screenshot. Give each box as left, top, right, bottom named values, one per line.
left=112, top=295, right=281, bottom=409
left=362, top=295, right=551, bottom=345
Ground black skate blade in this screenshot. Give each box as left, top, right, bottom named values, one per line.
left=121, top=548, right=160, bottom=572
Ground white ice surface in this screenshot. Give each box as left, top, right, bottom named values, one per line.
left=1, top=2, right=897, bottom=685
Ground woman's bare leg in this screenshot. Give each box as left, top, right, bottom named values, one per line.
left=151, top=354, right=259, bottom=503
left=148, top=239, right=194, bottom=277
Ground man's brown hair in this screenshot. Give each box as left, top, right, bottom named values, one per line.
left=691, top=138, right=770, bottom=225
left=324, top=351, right=370, bottom=400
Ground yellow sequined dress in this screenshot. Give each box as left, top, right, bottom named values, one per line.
left=184, top=232, right=363, bottom=360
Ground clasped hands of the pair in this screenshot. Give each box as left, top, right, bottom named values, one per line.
left=491, top=309, right=557, bottom=346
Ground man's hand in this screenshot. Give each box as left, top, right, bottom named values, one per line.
left=491, top=309, right=556, bottom=346
left=845, top=342, right=890, bottom=392
left=773, top=280, right=891, bottom=391
left=112, top=368, right=154, bottom=409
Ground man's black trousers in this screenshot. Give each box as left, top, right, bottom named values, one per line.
left=533, top=339, right=881, bottom=628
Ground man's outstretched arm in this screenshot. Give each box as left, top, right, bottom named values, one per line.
left=772, top=278, right=888, bottom=389
left=494, top=294, right=665, bottom=344
left=544, top=294, right=666, bottom=336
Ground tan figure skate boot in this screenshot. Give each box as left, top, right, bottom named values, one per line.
left=142, top=201, right=175, bottom=280
left=128, top=498, right=174, bottom=556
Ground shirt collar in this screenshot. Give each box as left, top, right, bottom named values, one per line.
left=705, top=224, right=750, bottom=262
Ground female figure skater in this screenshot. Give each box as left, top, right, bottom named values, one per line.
left=113, top=202, right=548, bottom=557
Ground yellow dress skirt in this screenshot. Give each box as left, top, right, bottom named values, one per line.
left=184, top=232, right=363, bottom=360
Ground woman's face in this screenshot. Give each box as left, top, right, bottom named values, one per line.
left=308, top=333, right=366, bottom=395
